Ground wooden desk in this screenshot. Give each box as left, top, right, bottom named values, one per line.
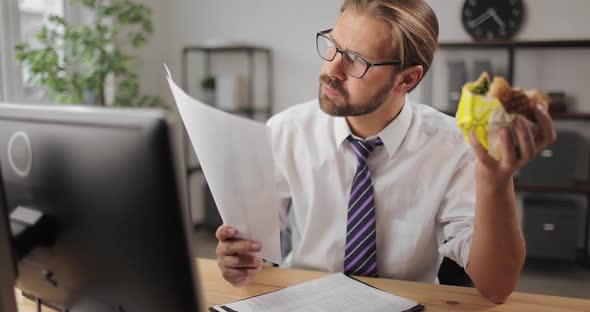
left=17, top=258, right=590, bottom=312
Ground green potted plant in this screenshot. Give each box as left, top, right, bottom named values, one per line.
left=200, top=76, right=216, bottom=106
left=15, top=0, right=162, bottom=108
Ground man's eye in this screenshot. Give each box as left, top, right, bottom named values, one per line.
left=346, top=53, right=358, bottom=61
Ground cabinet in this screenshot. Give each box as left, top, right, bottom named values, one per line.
left=437, top=40, right=590, bottom=267
left=516, top=183, right=590, bottom=267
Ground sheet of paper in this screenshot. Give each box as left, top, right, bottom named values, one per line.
left=165, top=64, right=281, bottom=264
left=211, top=273, right=423, bottom=312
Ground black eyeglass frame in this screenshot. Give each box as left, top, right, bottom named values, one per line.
left=316, top=29, right=402, bottom=79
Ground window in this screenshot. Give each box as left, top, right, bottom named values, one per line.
left=19, top=0, right=65, bottom=102
left=0, top=0, right=21, bottom=102
left=0, top=0, right=67, bottom=103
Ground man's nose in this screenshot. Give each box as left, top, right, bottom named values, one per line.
left=324, top=52, right=347, bottom=81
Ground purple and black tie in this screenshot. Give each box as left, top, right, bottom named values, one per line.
left=344, top=136, right=383, bottom=277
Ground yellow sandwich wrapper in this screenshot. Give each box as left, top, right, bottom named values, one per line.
left=456, top=80, right=517, bottom=160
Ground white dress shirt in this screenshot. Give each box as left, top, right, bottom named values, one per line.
left=267, top=96, right=476, bottom=283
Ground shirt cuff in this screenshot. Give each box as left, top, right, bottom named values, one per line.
left=438, top=226, right=473, bottom=268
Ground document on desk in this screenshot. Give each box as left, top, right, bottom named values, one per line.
left=210, top=273, right=423, bottom=312
left=165, top=64, right=282, bottom=264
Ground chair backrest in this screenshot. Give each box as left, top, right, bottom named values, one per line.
left=437, top=257, right=473, bottom=287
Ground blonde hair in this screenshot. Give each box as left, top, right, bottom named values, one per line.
left=341, top=0, right=439, bottom=79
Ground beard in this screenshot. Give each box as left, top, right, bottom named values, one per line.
left=318, top=74, right=396, bottom=117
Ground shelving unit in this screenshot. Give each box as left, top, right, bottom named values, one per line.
left=438, top=40, right=590, bottom=267
left=442, top=105, right=590, bottom=266
left=181, top=45, right=273, bottom=118
left=180, top=44, right=274, bottom=229
left=515, top=183, right=590, bottom=194
left=442, top=111, right=590, bottom=121
left=438, top=40, right=590, bottom=84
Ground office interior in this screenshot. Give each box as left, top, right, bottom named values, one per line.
left=1, top=0, right=590, bottom=311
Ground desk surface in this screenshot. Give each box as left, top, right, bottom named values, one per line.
left=16, top=258, right=590, bottom=312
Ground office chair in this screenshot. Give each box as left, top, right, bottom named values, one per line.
left=437, top=256, right=474, bottom=287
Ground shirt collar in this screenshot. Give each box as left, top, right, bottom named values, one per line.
left=333, top=95, right=413, bottom=159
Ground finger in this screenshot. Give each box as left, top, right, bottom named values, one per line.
left=468, top=131, right=496, bottom=168
left=223, top=267, right=262, bottom=287
left=239, top=267, right=263, bottom=285
left=220, top=267, right=249, bottom=284
left=498, top=127, right=517, bottom=168
left=226, top=240, right=261, bottom=254
left=216, top=224, right=238, bottom=241
left=221, top=255, right=263, bottom=269
left=513, top=116, right=535, bottom=165
left=217, top=239, right=261, bottom=256
left=533, top=104, right=557, bottom=150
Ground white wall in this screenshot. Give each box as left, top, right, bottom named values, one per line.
left=133, top=0, right=168, bottom=106
left=157, top=0, right=343, bottom=113
left=137, top=0, right=590, bottom=113
left=137, top=0, right=343, bottom=223
left=134, top=0, right=590, bottom=224
left=429, top=0, right=590, bottom=42
left=427, top=0, right=590, bottom=111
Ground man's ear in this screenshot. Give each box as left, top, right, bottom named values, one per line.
left=394, top=65, right=424, bottom=93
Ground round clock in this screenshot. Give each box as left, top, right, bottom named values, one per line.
left=462, top=0, right=525, bottom=41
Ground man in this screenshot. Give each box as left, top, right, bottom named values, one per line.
left=214, top=0, right=556, bottom=304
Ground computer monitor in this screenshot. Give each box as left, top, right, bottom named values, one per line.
left=0, top=103, right=203, bottom=311
left=0, top=165, right=17, bottom=312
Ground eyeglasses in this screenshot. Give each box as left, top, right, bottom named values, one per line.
left=316, top=29, right=401, bottom=79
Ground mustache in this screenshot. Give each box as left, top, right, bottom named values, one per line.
left=320, top=75, right=348, bottom=97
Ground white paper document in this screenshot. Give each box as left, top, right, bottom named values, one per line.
left=165, top=65, right=282, bottom=264
left=211, top=273, right=423, bottom=312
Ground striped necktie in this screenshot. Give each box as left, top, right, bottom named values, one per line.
left=344, top=136, right=383, bottom=277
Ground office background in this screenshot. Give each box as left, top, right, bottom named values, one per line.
left=1, top=0, right=590, bottom=300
